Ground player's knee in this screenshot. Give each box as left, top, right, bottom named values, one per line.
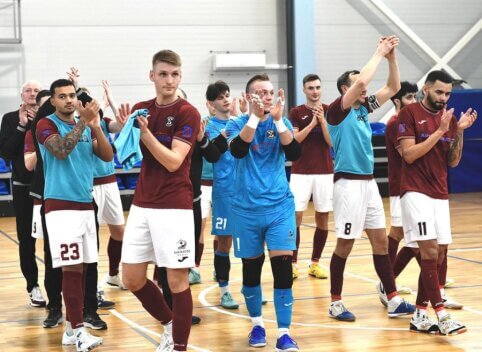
left=122, top=273, right=146, bottom=292
left=217, top=236, right=232, bottom=252
left=242, top=254, right=265, bottom=287
left=270, top=255, right=293, bottom=289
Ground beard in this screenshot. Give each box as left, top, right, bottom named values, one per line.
left=426, top=93, right=446, bottom=111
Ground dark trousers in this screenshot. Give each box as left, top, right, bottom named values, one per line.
left=41, top=203, right=99, bottom=311
left=157, top=200, right=202, bottom=307
left=12, top=185, right=37, bottom=292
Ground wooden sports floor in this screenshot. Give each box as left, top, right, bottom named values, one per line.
left=0, top=193, right=481, bottom=351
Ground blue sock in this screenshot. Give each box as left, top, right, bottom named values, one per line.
left=273, top=288, right=293, bottom=328
left=242, top=285, right=262, bottom=317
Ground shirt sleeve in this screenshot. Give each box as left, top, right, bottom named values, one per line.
left=205, top=119, right=219, bottom=140
left=397, top=107, right=415, bottom=140
left=386, top=118, right=400, bottom=149
left=225, top=117, right=243, bottom=144
left=36, top=119, right=59, bottom=145
left=327, top=96, right=350, bottom=125
left=363, top=94, right=379, bottom=113
left=288, top=108, right=300, bottom=130
left=173, top=105, right=200, bottom=146
left=283, top=116, right=294, bottom=133
left=24, top=130, right=35, bottom=153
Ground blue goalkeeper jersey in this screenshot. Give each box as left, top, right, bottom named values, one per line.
left=225, top=114, right=294, bottom=214
left=205, top=116, right=235, bottom=198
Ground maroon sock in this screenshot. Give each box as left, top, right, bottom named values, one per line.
left=438, top=248, right=448, bottom=287
left=292, top=227, right=300, bottom=263
left=373, top=254, right=397, bottom=298
left=415, top=271, right=429, bottom=308
left=311, top=228, right=328, bottom=262
left=420, top=259, right=444, bottom=310
left=195, top=243, right=204, bottom=267
left=172, top=288, right=193, bottom=352
left=393, top=246, right=416, bottom=277
left=330, top=253, right=347, bottom=300
left=62, top=271, right=84, bottom=328
left=107, top=238, right=123, bottom=276
left=388, top=236, right=400, bottom=267
left=213, top=239, right=218, bottom=252
left=132, top=279, right=172, bottom=324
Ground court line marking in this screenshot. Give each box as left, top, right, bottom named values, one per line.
left=199, top=261, right=482, bottom=330
left=110, top=309, right=212, bottom=352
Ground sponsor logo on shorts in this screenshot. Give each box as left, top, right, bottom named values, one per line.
left=174, top=239, right=191, bottom=262
left=177, top=239, right=187, bottom=249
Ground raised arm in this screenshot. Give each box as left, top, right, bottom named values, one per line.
left=342, top=36, right=399, bottom=110
left=374, top=46, right=401, bottom=106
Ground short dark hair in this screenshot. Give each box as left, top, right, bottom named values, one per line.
left=35, top=89, right=51, bottom=105
left=152, top=49, right=182, bottom=67
left=303, top=74, right=321, bottom=86
left=336, top=70, right=360, bottom=95
left=245, top=74, right=270, bottom=93
left=50, top=79, right=75, bottom=96
left=425, top=70, right=453, bottom=85
left=206, top=81, right=230, bottom=101
left=391, top=81, right=418, bottom=103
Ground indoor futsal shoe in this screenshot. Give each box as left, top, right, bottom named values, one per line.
left=62, top=322, right=76, bottom=345
left=75, top=327, right=103, bottom=352
left=409, top=315, right=439, bottom=334
left=438, top=315, right=467, bottom=335
left=43, top=307, right=63, bottom=328
left=189, top=268, right=201, bottom=285
left=191, top=315, right=201, bottom=325
left=308, top=263, right=328, bottom=279
left=442, top=294, right=464, bottom=309
left=221, top=292, right=239, bottom=309
left=83, top=309, right=107, bottom=330
left=444, top=278, right=455, bottom=288
left=97, top=290, right=115, bottom=309
left=275, top=334, right=299, bottom=352
left=376, top=282, right=388, bottom=307
left=248, top=325, right=267, bottom=347
left=156, top=331, right=174, bottom=351
left=28, top=286, right=46, bottom=307
left=387, top=298, right=415, bottom=318
left=292, top=265, right=298, bottom=280
left=329, top=301, right=356, bottom=321
left=106, top=274, right=127, bottom=290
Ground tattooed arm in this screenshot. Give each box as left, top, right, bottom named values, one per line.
left=44, top=119, right=87, bottom=160
left=448, top=108, right=477, bottom=168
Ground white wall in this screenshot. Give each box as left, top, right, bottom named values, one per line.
left=313, top=0, right=482, bottom=120
left=0, top=0, right=288, bottom=118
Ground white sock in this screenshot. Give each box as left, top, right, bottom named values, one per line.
left=220, top=285, right=230, bottom=296
left=440, top=287, right=446, bottom=298
left=65, top=321, right=73, bottom=334
left=388, top=295, right=401, bottom=305
left=436, top=309, right=449, bottom=321
left=414, top=307, right=427, bottom=319
left=163, top=321, right=173, bottom=335
left=331, top=300, right=342, bottom=306
left=278, top=328, right=289, bottom=338
left=251, top=316, right=264, bottom=328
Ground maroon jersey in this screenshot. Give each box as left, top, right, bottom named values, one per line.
left=289, top=104, right=333, bottom=174
left=398, top=103, right=457, bottom=200
left=24, top=130, right=35, bottom=153
left=131, top=98, right=200, bottom=209
left=385, top=114, right=402, bottom=196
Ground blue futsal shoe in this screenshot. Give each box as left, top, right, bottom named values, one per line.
left=388, top=298, right=416, bottom=318
left=275, top=334, right=299, bottom=351
left=248, top=325, right=266, bottom=347
left=329, top=301, right=356, bottom=321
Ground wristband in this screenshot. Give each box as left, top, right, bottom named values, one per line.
left=274, top=119, right=288, bottom=133
left=246, top=113, right=260, bottom=129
